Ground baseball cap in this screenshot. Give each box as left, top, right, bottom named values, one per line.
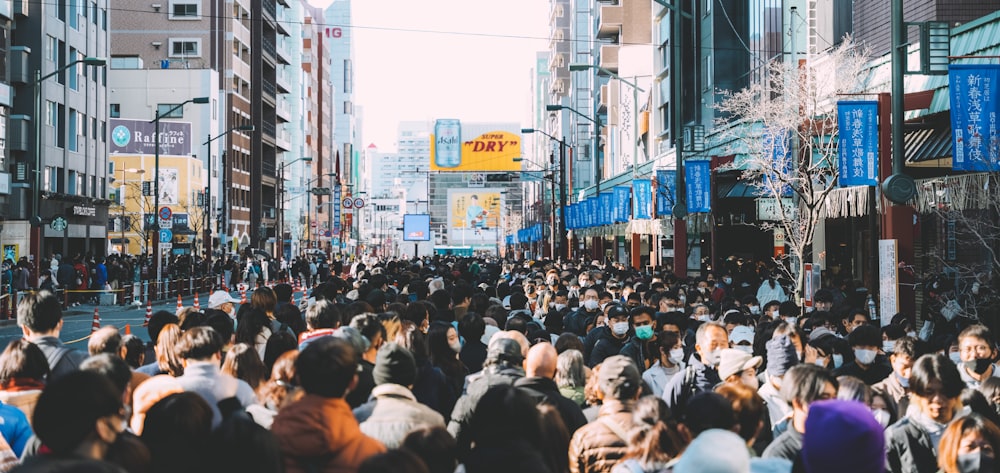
left=207, top=290, right=239, bottom=309
left=598, top=355, right=641, bottom=399
left=718, top=348, right=763, bottom=381
left=729, top=326, right=755, bottom=345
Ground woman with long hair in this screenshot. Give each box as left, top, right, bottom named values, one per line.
left=235, top=307, right=272, bottom=360
left=155, top=324, right=184, bottom=377
left=221, top=343, right=268, bottom=391
left=250, top=286, right=277, bottom=318
left=611, top=396, right=686, bottom=473
left=427, top=321, right=469, bottom=398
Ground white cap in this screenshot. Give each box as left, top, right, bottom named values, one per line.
left=208, top=290, right=239, bottom=309
left=729, top=325, right=755, bottom=345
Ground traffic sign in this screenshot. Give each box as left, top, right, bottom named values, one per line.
left=353, top=197, right=365, bottom=209
left=160, top=243, right=172, bottom=251
left=342, top=198, right=353, bottom=209
left=159, top=217, right=172, bottom=229
left=159, top=207, right=172, bottom=221
left=159, top=229, right=173, bottom=243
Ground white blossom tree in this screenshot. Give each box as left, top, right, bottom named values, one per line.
left=715, top=37, right=873, bottom=300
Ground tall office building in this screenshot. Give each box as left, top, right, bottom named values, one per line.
left=8, top=0, right=111, bottom=261
left=301, top=9, right=334, bottom=253
left=325, top=0, right=360, bottom=254
left=853, top=0, right=996, bottom=56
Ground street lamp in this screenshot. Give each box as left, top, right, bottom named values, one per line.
left=568, top=64, right=645, bottom=181
left=547, top=104, right=600, bottom=260
left=28, top=56, right=107, bottom=270
left=277, top=157, right=313, bottom=259
left=522, top=128, right=570, bottom=260
left=150, top=96, right=209, bottom=285
left=114, top=168, right=145, bottom=255
left=203, top=124, right=254, bottom=266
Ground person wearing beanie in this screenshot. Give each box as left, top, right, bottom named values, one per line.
left=762, top=364, right=838, bottom=463
left=801, top=400, right=885, bottom=473
left=352, top=343, right=445, bottom=449
left=569, top=355, right=643, bottom=473
left=759, top=333, right=799, bottom=429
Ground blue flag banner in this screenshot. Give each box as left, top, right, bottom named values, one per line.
left=686, top=160, right=712, bottom=214
left=333, top=186, right=342, bottom=234
left=633, top=179, right=652, bottom=219
left=569, top=204, right=577, bottom=230
left=613, top=186, right=631, bottom=223
left=597, top=193, right=611, bottom=226
left=949, top=64, right=1000, bottom=172
left=588, top=197, right=598, bottom=227
left=761, top=129, right=792, bottom=195
left=583, top=199, right=592, bottom=228
left=655, top=170, right=676, bottom=217
left=837, top=101, right=879, bottom=186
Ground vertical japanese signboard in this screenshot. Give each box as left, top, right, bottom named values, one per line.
left=655, top=170, right=676, bottom=217
left=837, top=101, right=880, bottom=186
left=949, top=64, right=1000, bottom=172
left=613, top=186, right=631, bottom=223
left=599, top=193, right=613, bottom=226
left=685, top=160, right=712, bottom=214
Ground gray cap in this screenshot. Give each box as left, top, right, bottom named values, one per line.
left=486, top=337, right=524, bottom=365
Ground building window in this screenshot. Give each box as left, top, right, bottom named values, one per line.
left=69, top=48, right=79, bottom=90
left=68, top=170, right=77, bottom=194
left=169, top=1, right=201, bottom=19
left=110, top=103, right=120, bottom=118
left=169, top=38, right=201, bottom=57
left=156, top=104, right=184, bottom=118
left=343, top=101, right=353, bottom=114
left=44, top=167, right=54, bottom=191
left=343, top=59, right=353, bottom=94
left=68, top=107, right=77, bottom=151
left=46, top=101, right=56, bottom=126
left=57, top=104, right=66, bottom=149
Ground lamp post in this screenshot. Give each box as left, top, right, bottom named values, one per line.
left=27, top=56, right=106, bottom=272
left=203, top=124, right=254, bottom=268
left=150, top=96, right=209, bottom=286
left=546, top=104, right=599, bottom=260
left=276, top=157, right=313, bottom=260
left=521, top=128, right=570, bottom=261
left=115, top=168, right=145, bottom=255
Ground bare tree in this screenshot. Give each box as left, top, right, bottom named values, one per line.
left=715, top=38, right=873, bottom=300
left=116, top=181, right=150, bottom=256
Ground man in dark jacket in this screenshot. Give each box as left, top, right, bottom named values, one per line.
left=564, top=287, right=601, bottom=337
left=568, top=355, right=642, bottom=473
left=833, top=324, right=891, bottom=385
left=17, top=291, right=87, bottom=381
left=618, top=306, right=658, bottom=371
left=661, top=321, right=727, bottom=411
left=589, top=304, right=631, bottom=367
left=448, top=334, right=526, bottom=442
left=514, top=342, right=587, bottom=434
left=458, top=313, right=488, bottom=374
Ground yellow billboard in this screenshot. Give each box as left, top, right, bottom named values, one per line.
left=429, top=120, right=522, bottom=172
left=448, top=189, right=502, bottom=245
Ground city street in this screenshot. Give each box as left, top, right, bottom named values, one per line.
left=0, top=291, right=236, bottom=349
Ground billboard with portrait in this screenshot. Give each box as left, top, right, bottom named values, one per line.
left=429, top=120, right=522, bottom=172
left=403, top=214, right=431, bottom=241
left=447, top=189, right=502, bottom=245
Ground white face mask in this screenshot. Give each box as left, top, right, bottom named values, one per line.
left=906, top=331, right=917, bottom=338
left=554, top=303, right=567, bottom=311
left=749, top=305, right=761, bottom=315
left=770, top=310, right=780, bottom=320
left=734, top=345, right=753, bottom=355
left=583, top=299, right=600, bottom=311
left=703, top=349, right=722, bottom=367
left=883, top=341, right=896, bottom=353
left=697, top=314, right=712, bottom=322
left=741, top=371, right=759, bottom=390
left=784, top=316, right=798, bottom=326
left=669, top=348, right=685, bottom=364
left=611, top=321, right=630, bottom=336
left=832, top=353, right=844, bottom=368
left=600, top=302, right=609, bottom=311
left=873, top=408, right=891, bottom=429
left=855, top=348, right=877, bottom=365
left=950, top=351, right=963, bottom=365
left=449, top=340, right=462, bottom=353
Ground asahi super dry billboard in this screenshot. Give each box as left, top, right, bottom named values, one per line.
left=430, top=120, right=522, bottom=172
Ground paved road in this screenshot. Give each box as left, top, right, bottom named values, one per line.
left=0, top=291, right=242, bottom=350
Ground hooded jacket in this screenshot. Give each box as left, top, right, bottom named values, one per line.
left=272, top=394, right=386, bottom=473
left=353, top=384, right=445, bottom=449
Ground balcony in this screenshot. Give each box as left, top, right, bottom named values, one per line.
left=276, top=97, right=292, bottom=121
left=262, top=36, right=276, bottom=62
left=261, top=78, right=276, bottom=101
left=262, top=0, right=276, bottom=21
left=597, top=4, right=623, bottom=40
left=549, top=2, right=564, bottom=23
left=275, top=67, right=292, bottom=94
left=275, top=127, right=291, bottom=151
left=599, top=45, right=619, bottom=72
left=261, top=120, right=276, bottom=138
left=599, top=83, right=609, bottom=113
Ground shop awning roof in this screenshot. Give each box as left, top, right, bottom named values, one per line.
left=904, top=127, right=952, bottom=167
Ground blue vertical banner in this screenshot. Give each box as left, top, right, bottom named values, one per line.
left=589, top=197, right=598, bottom=227
left=633, top=179, right=652, bottom=219
left=655, top=170, right=676, bottom=217
left=600, top=192, right=613, bottom=226
left=837, top=101, right=880, bottom=186
left=569, top=204, right=577, bottom=230
left=685, top=160, right=712, bottom=214
left=333, top=186, right=342, bottom=234
left=949, top=64, right=1000, bottom=172
left=613, top=186, right=631, bottom=223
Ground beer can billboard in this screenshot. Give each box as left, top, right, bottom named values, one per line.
left=430, top=120, right=522, bottom=172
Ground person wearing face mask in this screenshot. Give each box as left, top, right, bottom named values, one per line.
left=834, top=325, right=892, bottom=385
left=937, top=413, right=1000, bottom=473
left=886, top=354, right=965, bottom=473
left=589, top=305, right=632, bottom=368
left=956, top=325, right=1000, bottom=390
left=208, top=290, right=241, bottom=323
left=718, top=348, right=763, bottom=390
left=756, top=272, right=789, bottom=305
left=762, top=364, right=839, bottom=463
left=872, top=336, right=925, bottom=425
left=642, top=331, right=685, bottom=398
left=564, top=288, right=601, bottom=338
left=618, top=307, right=659, bottom=371
left=661, top=321, right=728, bottom=411
left=729, top=326, right=756, bottom=355
left=761, top=301, right=782, bottom=323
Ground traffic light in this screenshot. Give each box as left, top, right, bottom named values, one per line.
left=311, top=187, right=332, bottom=195
left=486, top=173, right=512, bottom=182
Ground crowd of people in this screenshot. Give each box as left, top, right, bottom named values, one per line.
left=0, top=255, right=998, bottom=473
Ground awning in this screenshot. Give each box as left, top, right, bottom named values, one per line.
left=904, top=126, right=952, bottom=167
left=171, top=227, right=198, bottom=235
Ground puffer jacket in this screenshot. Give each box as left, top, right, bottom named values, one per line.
left=353, top=384, right=445, bottom=449
left=448, top=364, right=524, bottom=442
left=272, top=394, right=386, bottom=473
left=568, top=400, right=638, bottom=473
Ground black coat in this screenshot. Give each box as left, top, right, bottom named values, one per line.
left=514, top=376, right=588, bottom=434
left=885, top=417, right=939, bottom=473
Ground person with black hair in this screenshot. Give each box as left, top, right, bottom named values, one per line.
left=873, top=336, right=925, bottom=421
left=141, top=392, right=213, bottom=473
left=956, top=324, right=1000, bottom=390
left=618, top=306, right=659, bottom=371
left=174, top=327, right=258, bottom=428
left=16, top=290, right=87, bottom=381
left=761, top=364, right=839, bottom=463
left=0, top=339, right=49, bottom=425
left=402, top=426, right=458, bottom=473
left=272, top=337, right=386, bottom=473
left=833, top=324, right=892, bottom=385
left=463, top=384, right=555, bottom=473
left=459, top=313, right=488, bottom=374
left=642, top=331, right=684, bottom=398
left=886, top=353, right=966, bottom=473
left=513, top=343, right=588, bottom=434
left=448, top=335, right=526, bottom=440
left=348, top=313, right=386, bottom=408
left=451, top=283, right=473, bottom=321
left=589, top=304, right=631, bottom=367
left=564, top=288, right=602, bottom=337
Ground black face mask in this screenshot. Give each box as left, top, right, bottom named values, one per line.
left=964, top=358, right=994, bottom=375
left=957, top=451, right=995, bottom=473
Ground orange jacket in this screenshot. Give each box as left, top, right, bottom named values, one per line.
left=272, top=394, right=386, bottom=473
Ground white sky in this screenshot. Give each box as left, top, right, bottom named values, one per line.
left=351, top=0, right=550, bottom=152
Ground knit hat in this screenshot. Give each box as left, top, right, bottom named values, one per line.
left=674, top=429, right=750, bottom=473
left=802, top=400, right=886, bottom=473
left=373, top=342, right=417, bottom=386
left=718, top=349, right=763, bottom=381
left=597, top=355, right=641, bottom=400
left=486, top=337, right=524, bottom=365
left=765, top=335, right=798, bottom=377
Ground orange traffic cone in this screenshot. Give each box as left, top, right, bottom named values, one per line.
left=193, top=292, right=201, bottom=311
left=176, top=294, right=183, bottom=315
left=91, top=307, right=101, bottom=333
left=124, top=324, right=131, bottom=335
left=144, top=300, right=152, bottom=326
left=240, top=286, right=247, bottom=304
